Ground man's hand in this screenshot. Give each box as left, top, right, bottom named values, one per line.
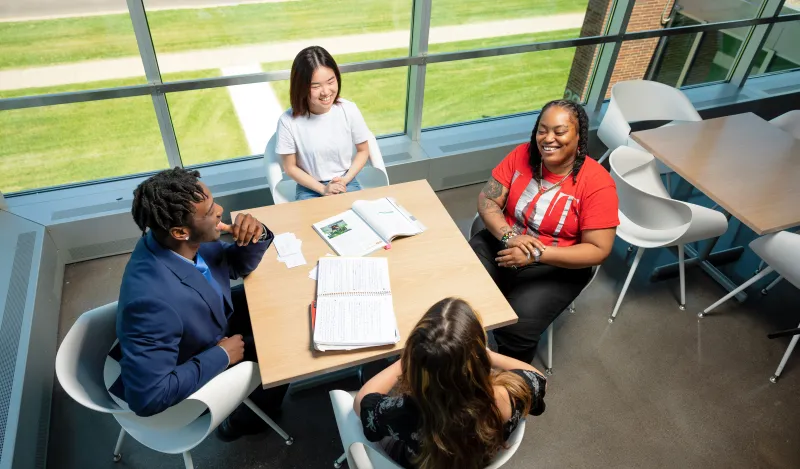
left=217, top=334, right=245, bottom=366
left=323, top=177, right=347, bottom=196
left=230, top=213, right=264, bottom=246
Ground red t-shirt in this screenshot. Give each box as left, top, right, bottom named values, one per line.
left=491, top=143, right=619, bottom=247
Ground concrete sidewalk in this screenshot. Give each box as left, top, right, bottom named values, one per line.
left=0, top=13, right=584, bottom=91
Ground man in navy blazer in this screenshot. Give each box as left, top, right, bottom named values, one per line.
left=109, top=167, right=287, bottom=440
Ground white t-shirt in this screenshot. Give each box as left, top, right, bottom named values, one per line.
left=275, top=98, right=372, bottom=182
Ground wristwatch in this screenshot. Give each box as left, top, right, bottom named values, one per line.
left=531, top=247, right=542, bottom=264
left=257, top=223, right=271, bottom=243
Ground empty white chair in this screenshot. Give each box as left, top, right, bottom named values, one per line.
left=770, top=110, right=800, bottom=139
left=468, top=213, right=599, bottom=374
left=698, top=231, right=800, bottom=383
left=56, top=302, right=293, bottom=469
left=330, top=390, right=525, bottom=469
left=597, top=80, right=702, bottom=192
left=264, top=133, right=390, bottom=204
left=609, top=146, right=728, bottom=323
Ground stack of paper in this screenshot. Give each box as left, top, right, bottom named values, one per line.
left=312, top=257, right=400, bottom=351
left=273, top=232, right=306, bottom=268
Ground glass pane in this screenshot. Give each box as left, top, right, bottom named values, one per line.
left=144, top=0, right=412, bottom=81
left=173, top=67, right=407, bottom=167
left=430, top=0, right=601, bottom=50
left=0, top=0, right=145, bottom=96
left=781, top=0, right=800, bottom=14
left=747, top=21, right=800, bottom=77
left=423, top=46, right=596, bottom=128
left=0, top=97, right=167, bottom=194
left=626, top=0, right=763, bottom=33
left=605, top=28, right=745, bottom=95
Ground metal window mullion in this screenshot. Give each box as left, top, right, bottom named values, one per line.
left=584, top=0, right=636, bottom=116
left=405, top=0, right=432, bottom=141
left=127, top=0, right=182, bottom=168
left=728, top=0, right=786, bottom=87
left=676, top=31, right=705, bottom=87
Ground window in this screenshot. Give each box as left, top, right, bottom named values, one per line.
left=625, top=0, right=762, bottom=33
left=423, top=45, right=597, bottom=128
left=143, top=0, right=413, bottom=80
left=746, top=20, right=800, bottom=77
left=0, top=97, right=166, bottom=193
left=0, top=0, right=146, bottom=96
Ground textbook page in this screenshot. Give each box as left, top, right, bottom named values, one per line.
left=313, top=296, right=399, bottom=347
left=317, top=257, right=391, bottom=296
left=351, top=197, right=425, bottom=243
left=312, top=209, right=386, bottom=256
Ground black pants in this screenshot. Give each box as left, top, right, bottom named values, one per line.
left=469, top=229, right=591, bottom=364
left=228, top=285, right=290, bottom=429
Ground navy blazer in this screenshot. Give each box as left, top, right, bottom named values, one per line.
left=110, top=230, right=272, bottom=416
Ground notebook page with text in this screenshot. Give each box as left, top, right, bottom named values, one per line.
left=313, top=296, right=399, bottom=347
left=317, top=257, right=391, bottom=296
left=352, top=198, right=424, bottom=243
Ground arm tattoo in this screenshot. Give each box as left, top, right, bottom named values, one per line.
left=482, top=177, right=504, bottom=199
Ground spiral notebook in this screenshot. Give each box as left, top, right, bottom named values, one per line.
left=312, top=257, right=400, bottom=351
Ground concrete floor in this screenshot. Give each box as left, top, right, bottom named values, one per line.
left=48, top=183, right=800, bottom=469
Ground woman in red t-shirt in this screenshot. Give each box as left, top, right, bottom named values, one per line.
left=470, top=100, right=619, bottom=363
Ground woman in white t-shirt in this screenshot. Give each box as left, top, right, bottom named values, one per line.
left=276, top=46, right=373, bottom=201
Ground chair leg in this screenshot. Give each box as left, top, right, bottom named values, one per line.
left=334, top=452, right=347, bottom=468
left=770, top=322, right=800, bottom=383
left=112, top=427, right=125, bottom=462
left=547, top=324, right=554, bottom=374
left=610, top=247, right=645, bottom=323
left=597, top=148, right=611, bottom=164
left=183, top=452, right=194, bottom=469
left=698, top=267, right=775, bottom=318
left=666, top=172, right=672, bottom=194
left=755, top=260, right=766, bottom=275
left=569, top=301, right=576, bottom=314
left=678, top=244, right=686, bottom=310
left=761, top=275, right=784, bottom=295
left=243, top=398, right=294, bottom=445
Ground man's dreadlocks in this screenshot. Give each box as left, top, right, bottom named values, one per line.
left=131, top=167, right=206, bottom=237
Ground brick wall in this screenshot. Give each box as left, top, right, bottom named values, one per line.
left=564, top=0, right=676, bottom=101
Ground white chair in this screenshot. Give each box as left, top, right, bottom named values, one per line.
left=608, top=146, right=728, bottom=323
left=468, top=213, right=599, bottom=374
left=264, top=134, right=390, bottom=204
left=770, top=110, right=800, bottom=139
left=597, top=80, right=702, bottom=192
left=55, top=302, right=293, bottom=469
left=698, top=231, right=800, bottom=383
left=329, top=390, right=526, bottom=469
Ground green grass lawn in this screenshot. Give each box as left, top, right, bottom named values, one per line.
left=1, top=29, right=581, bottom=193
left=0, top=71, right=248, bottom=193
left=0, top=0, right=587, bottom=70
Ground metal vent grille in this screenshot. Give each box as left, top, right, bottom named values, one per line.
left=208, top=178, right=265, bottom=194
left=33, top=389, right=51, bottom=469
left=51, top=200, right=132, bottom=221
left=0, top=232, right=36, bottom=459
left=439, top=132, right=529, bottom=153
left=383, top=152, right=413, bottom=164
left=69, top=237, right=140, bottom=261
left=764, top=83, right=800, bottom=95
left=441, top=170, right=491, bottom=188
left=694, top=92, right=752, bottom=108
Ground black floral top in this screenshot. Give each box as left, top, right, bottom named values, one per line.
left=359, top=369, right=546, bottom=468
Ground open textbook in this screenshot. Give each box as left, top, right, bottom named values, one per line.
left=312, top=197, right=426, bottom=257
left=312, top=257, right=400, bottom=351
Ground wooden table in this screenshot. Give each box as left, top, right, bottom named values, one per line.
left=236, top=180, right=517, bottom=388
left=631, top=112, right=800, bottom=235
left=631, top=112, right=800, bottom=301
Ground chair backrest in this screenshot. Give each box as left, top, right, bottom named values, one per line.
left=263, top=133, right=297, bottom=204
left=609, top=147, right=692, bottom=233
left=770, top=110, right=800, bottom=139
left=598, top=80, right=701, bottom=151
left=55, top=302, right=127, bottom=414
left=358, top=134, right=390, bottom=189
left=348, top=420, right=526, bottom=469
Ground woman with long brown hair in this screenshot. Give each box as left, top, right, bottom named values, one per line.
left=354, top=298, right=547, bottom=468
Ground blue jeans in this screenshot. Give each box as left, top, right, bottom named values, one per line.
left=295, top=178, right=362, bottom=201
